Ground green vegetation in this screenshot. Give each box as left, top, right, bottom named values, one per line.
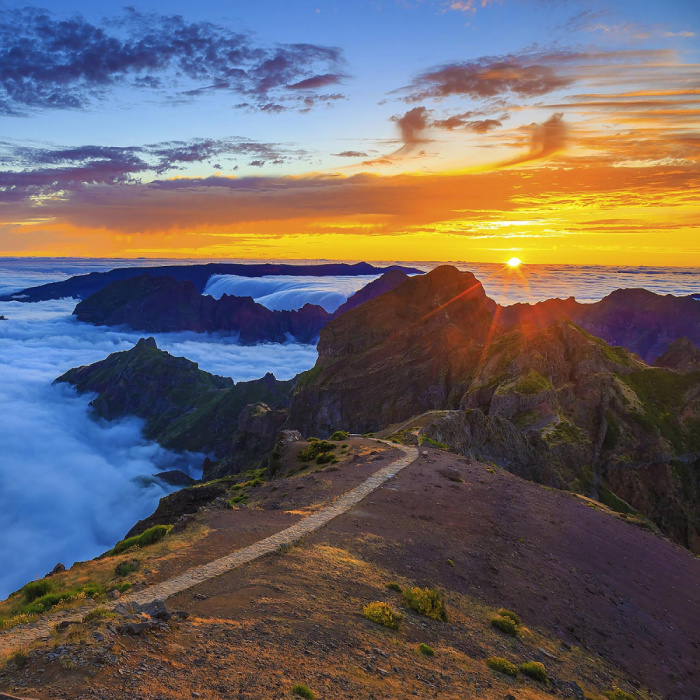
left=574, top=325, right=633, bottom=366
left=599, top=485, right=636, bottom=515
left=329, top=430, right=349, bottom=441
left=486, top=656, right=519, bottom=678
left=402, top=587, right=447, bottom=621
left=298, top=440, right=336, bottom=462
left=621, top=369, right=700, bottom=453
left=520, top=661, right=548, bottom=683
left=25, top=591, right=74, bottom=614
left=546, top=420, right=588, bottom=446
left=291, top=683, right=316, bottom=699
left=604, top=687, right=636, bottom=700
left=498, top=369, right=553, bottom=396
left=8, top=650, right=28, bottom=669
left=83, top=607, right=116, bottom=623
left=363, top=601, right=402, bottom=629
left=418, top=643, right=435, bottom=656
left=498, top=608, right=521, bottom=625
left=316, top=452, right=336, bottom=465
left=446, top=559, right=455, bottom=567
left=106, top=524, right=172, bottom=557
left=419, top=436, right=449, bottom=450
left=21, top=580, right=52, bottom=603
left=385, top=582, right=402, bottom=592
left=114, top=561, right=138, bottom=577
left=491, top=614, right=519, bottom=637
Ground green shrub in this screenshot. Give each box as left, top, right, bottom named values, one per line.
left=330, top=430, right=349, bottom=441
left=341, top=444, right=349, bottom=448
left=249, top=477, right=264, bottom=487
left=491, top=615, right=518, bottom=636
left=498, top=608, right=521, bottom=625
left=316, top=452, right=334, bottom=465
left=446, top=559, right=455, bottom=567
left=418, top=643, right=435, bottom=656
left=107, top=524, right=172, bottom=557
left=9, top=650, right=28, bottom=669
left=21, top=580, right=53, bottom=603
left=114, top=561, right=138, bottom=577
left=298, top=440, right=336, bottom=462
left=402, top=587, right=447, bottom=621
left=604, top=687, right=635, bottom=700
left=419, top=436, right=449, bottom=450
left=363, top=601, right=402, bottom=629
left=520, top=661, right=548, bottom=682
left=486, top=656, right=519, bottom=677
left=385, top=582, right=402, bottom=592
left=291, top=683, right=315, bottom=699
left=25, top=591, right=73, bottom=614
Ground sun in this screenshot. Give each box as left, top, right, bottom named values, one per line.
left=506, top=257, right=522, bottom=268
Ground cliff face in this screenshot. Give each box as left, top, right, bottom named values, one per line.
left=654, top=336, right=700, bottom=372
left=290, top=266, right=494, bottom=435
left=56, top=338, right=293, bottom=475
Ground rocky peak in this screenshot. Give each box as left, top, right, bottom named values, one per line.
left=654, top=337, right=700, bottom=372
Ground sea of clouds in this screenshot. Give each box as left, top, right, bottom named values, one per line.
left=0, top=295, right=317, bottom=599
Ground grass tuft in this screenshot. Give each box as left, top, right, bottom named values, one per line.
left=107, top=524, right=172, bottom=557
left=520, top=660, right=548, bottom=683
left=291, top=683, right=315, bottom=699
left=491, top=615, right=519, bottom=636
left=402, top=587, right=447, bottom=621
left=363, top=601, right=402, bottom=629
left=497, top=608, right=521, bottom=625
left=385, top=582, right=402, bottom=593
left=418, top=643, right=435, bottom=656
left=486, top=656, right=519, bottom=678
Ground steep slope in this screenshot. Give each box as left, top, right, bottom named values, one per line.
left=498, top=287, right=700, bottom=362
left=290, top=265, right=495, bottom=435
left=56, top=338, right=293, bottom=477
left=1, top=261, right=422, bottom=302
left=655, top=336, right=700, bottom=372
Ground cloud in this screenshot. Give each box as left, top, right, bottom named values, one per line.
left=331, top=150, right=369, bottom=158
left=402, top=57, right=572, bottom=102
left=500, top=113, right=568, bottom=167
left=0, top=7, right=346, bottom=115
left=0, top=137, right=309, bottom=203
left=0, top=293, right=318, bottom=598
left=432, top=113, right=503, bottom=132
left=392, top=106, right=432, bottom=150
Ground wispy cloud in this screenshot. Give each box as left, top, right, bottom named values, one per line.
left=0, top=7, right=347, bottom=115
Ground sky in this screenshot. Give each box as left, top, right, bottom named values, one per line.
left=0, top=0, right=698, bottom=265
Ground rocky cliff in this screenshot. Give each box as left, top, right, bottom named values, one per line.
left=289, top=265, right=700, bottom=550
left=56, top=337, right=293, bottom=477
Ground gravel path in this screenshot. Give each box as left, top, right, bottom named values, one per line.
left=0, top=441, right=417, bottom=654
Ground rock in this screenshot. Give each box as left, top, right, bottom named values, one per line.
left=46, top=562, right=66, bottom=577
left=91, top=631, right=105, bottom=642
left=140, top=599, right=170, bottom=620
left=108, top=590, right=121, bottom=600
left=114, top=601, right=142, bottom=616
left=437, top=467, right=462, bottom=482
left=172, top=513, right=197, bottom=532
left=654, top=337, right=700, bottom=373
left=209, top=496, right=232, bottom=510
left=154, top=469, right=196, bottom=486
left=120, top=620, right=158, bottom=635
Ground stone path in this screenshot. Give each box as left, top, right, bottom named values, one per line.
left=0, top=441, right=417, bottom=654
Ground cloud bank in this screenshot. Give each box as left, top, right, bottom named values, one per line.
left=0, top=295, right=317, bottom=599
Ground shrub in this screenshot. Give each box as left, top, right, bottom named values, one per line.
left=363, top=601, right=402, bottom=629
left=83, top=607, right=116, bottom=623
left=520, top=661, right=548, bottom=683
left=418, top=643, right=435, bottom=656
left=9, top=650, right=28, bottom=669
left=491, top=615, right=518, bottom=636
left=486, top=656, right=519, bottom=678
left=291, top=684, right=315, bottom=699
left=21, top=580, right=53, bottom=603
left=316, top=452, right=334, bottom=465
left=107, top=524, right=172, bottom=557
left=25, top=591, right=74, bottom=614
left=330, top=430, right=349, bottom=441
left=419, top=436, right=449, bottom=450
left=402, top=587, right=447, bottom=621
left=604, top=688, right=635, bottom=700
left=498, top=608, right=521, bottom=625
left=114, top=561, right=138, bottom=577
left=298, top=440, right=336, bottom=462
left=446, top=559, right=455, bottom=567
left=385, top=582, right=402, bottom=592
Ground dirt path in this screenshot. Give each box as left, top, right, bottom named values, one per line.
left=0, top=441, right=417, bottom=655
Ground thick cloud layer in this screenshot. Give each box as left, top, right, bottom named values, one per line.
left=204, top=274, right=380, bottom=312
left=0, top=295, right=316, bottom=599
